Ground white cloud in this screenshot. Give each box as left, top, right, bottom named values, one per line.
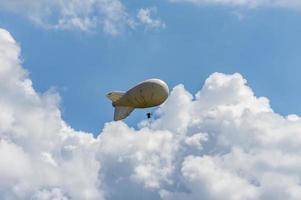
left=0, top=1, right=164, bottom=34
left=31, top=188, right=69, bottom=200
left=161, top=155, right=259, bottom=200
left=137, top=8, right=166, bottom=29
left=168, top=0, right=301, bottom=9
left=0, top=28, right=103, bottom=199
left=2, top=28, right=301, bottom=199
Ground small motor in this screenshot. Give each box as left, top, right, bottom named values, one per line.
left=146, top=112, right=152, bottom=119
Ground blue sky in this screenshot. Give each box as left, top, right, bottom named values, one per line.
left=1, top=1, right=301, bottom=134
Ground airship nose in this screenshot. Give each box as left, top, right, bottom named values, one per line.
left=156, top=79, right=169, bottom=96
left=146, top=78, right=169, bottom=94
left=161, top=80, right=169, bottom=95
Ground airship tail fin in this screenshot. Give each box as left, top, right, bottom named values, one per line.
left=114, top=106, right=135, bottom=121
left=106, top=91, right=125, bottom=102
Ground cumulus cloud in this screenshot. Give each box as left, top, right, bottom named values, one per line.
left=168, top=0, right=301, bottom=9
left=2, top=28, right=301, bottom=200
left=0, top=28, right=102, bottom=199
left=0, top=1, right=164, bottom=34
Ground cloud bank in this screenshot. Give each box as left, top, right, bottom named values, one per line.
left=1, top=28, right=301, bottom=199
left=169, top=0, right=301, bottom=9
left=0, top=1, right=164, bottom=34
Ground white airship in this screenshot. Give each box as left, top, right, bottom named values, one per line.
left=106, top=79, right=169, bottom=121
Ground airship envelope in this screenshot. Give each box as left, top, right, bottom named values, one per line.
left=106, top=79, right=169, bottom=121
